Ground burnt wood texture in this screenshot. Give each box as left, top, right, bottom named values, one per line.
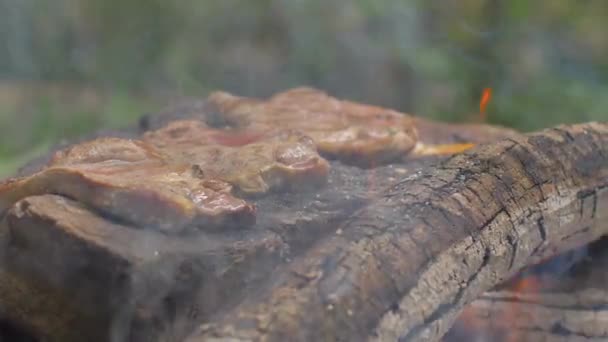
left=0, top=91, right=606, bottom=342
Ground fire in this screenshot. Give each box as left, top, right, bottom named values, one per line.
left=479, top=87, right=492, bottom=121
left=449, top=274, right=543, bottom=342
left=510, top=274, right=541, bottom=293
left=500, top=275, right=542, bottom=342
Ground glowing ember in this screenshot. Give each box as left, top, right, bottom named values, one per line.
left=510, top=275, right=541, bottom=293
left=479, top=88, right=492, bottom=121
left=448, top=274, right=545, bottom=342
left=499, top=276, right=542, bottom=342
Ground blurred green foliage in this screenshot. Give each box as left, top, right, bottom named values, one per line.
left=1, top=0, right=607, bottom=177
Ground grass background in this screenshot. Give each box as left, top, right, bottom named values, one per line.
left=1, top=0, right=607, bottom=177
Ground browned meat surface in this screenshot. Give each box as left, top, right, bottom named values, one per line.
left=0, top=138, right=256, bottom=232
left=206, top=87, right=521, bottom=165
left=207, top=87, right=419, bottom=165
left=142, top=120, right=329, bottom=195
left=412, top=117, right=521, bottom=146
left=0, top=122, right=329, bottom=233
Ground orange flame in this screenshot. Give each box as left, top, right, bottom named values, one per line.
left=453, top=274, right=544, bottom=341
left=511, top=275, right=541, bottom=293
left=479, top=87, right=492, bottom=121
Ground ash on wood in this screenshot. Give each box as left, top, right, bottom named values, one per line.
left=0, top=93, right=606, bottom=342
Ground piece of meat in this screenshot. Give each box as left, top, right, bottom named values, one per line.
left=412, top=118, right=521, bottom=145
left=207, top=87, right=419, bottom=165
left=0, top=121, right=330, bottom=232
left=0, top=138, right=256, bottom=233
left=206, top=87, right=522, bottom=165
left=142, top=120, right=330, bottom=195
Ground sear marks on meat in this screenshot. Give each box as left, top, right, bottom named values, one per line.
left=206, top=87, right=523, bottom=164
left=0, top=138, right=256, bottom=233
left=0, top=120, right=330, bottom=233
left=206, top=87, right=419, bottom=166
left=142, top=120, right=329, bottom=195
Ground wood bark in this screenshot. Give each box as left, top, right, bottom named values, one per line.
left=0, top=120, right=606, bottom=342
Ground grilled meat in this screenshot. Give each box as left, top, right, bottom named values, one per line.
left=207, top=87, right=419, bottom=165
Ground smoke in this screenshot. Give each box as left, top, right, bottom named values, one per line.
left=0, top=1, right=607, bottom=341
